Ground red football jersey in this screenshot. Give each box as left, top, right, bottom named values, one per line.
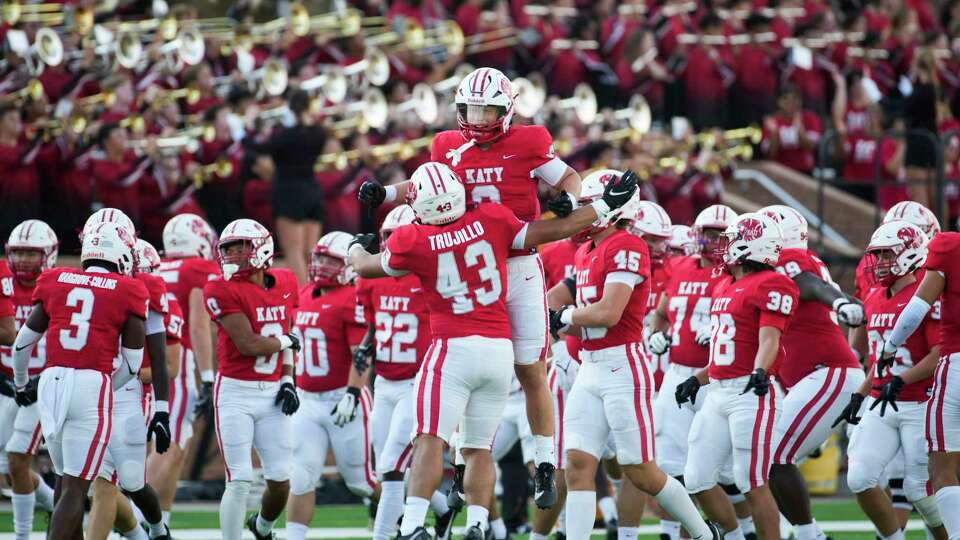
left=647, top=260, right=673, bottom=315
left=0, top=277, right=45, bottom=377
left=774, top=249, right=861, bottom=389
left=854, top=255, right=875, bottom=301
left=356, top=274, right=431, bottom=381
left=0, top=261, right=14, bottom=320
left=139, top=273, right=168, bottom=317
left=925, top=232, right=960, bottom=355
left=159, top=257, right=221, bottom=352
left=662, top=256, right=723, bottom=368
left=204, top=268, right=299, bottom=382
left=863, top=274, right=939, bottom=401
left=431, top=125, right=557, bottom=223
left=708, top=270, right=799, bottom=380
left=32, top=268, right=149, bottom=374
left=574, top=230, right=652, bottom=351
left=294, top=284, right=367, bottom=392
left=382, top=203, right=525, bottom=340
left=540, top=239, right=579, bottom=289
left=166, top=295, right=183, bottom=345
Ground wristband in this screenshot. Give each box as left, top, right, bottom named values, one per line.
left=384, top=184, right=398, bottom=203
left=154, top=400, right=169, bottom=414
left=590, top=199, right=611, bottom=216
left=280, top=375, right=294, bottom=386
left=560, top=308, right=574, bottom=326
left=278, top=334, right=293, bottom=351
left=200, top=369, right=214, bottom=383
left=346, top=386, right=361, bottom=398
left=282, top=348, right=295, bottom=367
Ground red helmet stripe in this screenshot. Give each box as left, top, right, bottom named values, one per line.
left=426, top=164, right=444, bottom=194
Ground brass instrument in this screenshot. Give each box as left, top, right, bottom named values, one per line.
left=287, top=3, right=362, bottom=39
left=192, top=158, right=234, bottom=188
left=117, top=13, right=179, bottom=43
left=391, top=83, right=438, bottom=124
left=550, top=39, right=599, bottom=51
left=302, top=70, right=348, bottom=106
left=314, top=136, right=433, bottom=172
left=119, top=114, right=146, bottom=136
left=249, top=58, right=289, bottom=97
left=463, top=28, right=517, bottom=55
left=328, top=88, right=388, bottom=136
left=1, top=1, right=63, bottom=25
left=156, top=86, right=202, bottom=106
left=128, top=128, right=203, bottom=154
left=369, top=20, right=464, bottom=56
left=513, top=75, right=546, bottom=118
left=612, top=95, right=652, bottom=134
left=523, top=5, right=579, bottom=17
left=695, top=126, right=762, bottom=147
left=76, top=90, right=116, bottom=109
left=36, top=114, right=87, bottom=141
left=434, top=63, right=475, bottom=95
left=8, top=79, right=44, bottom=104
left=5, top=27, right=63, bottom=75
left=340, top=48, right=390, bottom=87
left=555, top=83, right=597, bottom=124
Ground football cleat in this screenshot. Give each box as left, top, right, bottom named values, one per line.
left=246, top=514, right=274, bottom=540
left=448, top=464, right=466, bottom=510
left=533, top=462, right=558, bottom=509
left=465, top=524, right=486, bottom=540
left=395, top=526, right=431, bottom=540
left=434, top=507, right=458, bottom=540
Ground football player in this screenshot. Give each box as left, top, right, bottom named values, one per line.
left=754, top=205, right=866, bottom=540
left=152, top=213, right=220, bottom=527
left=678, top=212, right=799, bottom=540
left=546, top=170, right=717, bottom=540
left=647, top=205, right=738, bottom=540
left=286, top=231, right=376, bottom=540
left=359, top=206, right=454, bottom=540
left=1, top=220, right=57, bottom=539
left=358, top=67, right=587, bottom=505
left=868, top=222, right=960, bottom=537
left=835, top=221, right=947, bottom=540
left=203, top=219, right=301, bottom=540
left=667, top=225, right=698, bottom=257
left=12, top=221, right=148, bottom=539
left=349, top=162, right=637, bottom=540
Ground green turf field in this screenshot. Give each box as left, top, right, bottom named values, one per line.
left=0, top=498, right=932, bottom=539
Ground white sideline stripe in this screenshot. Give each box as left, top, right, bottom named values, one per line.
left=0, top=520, right=929, bottom=539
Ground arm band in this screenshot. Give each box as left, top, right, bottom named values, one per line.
left=12, top=326, right=42, bottom=387
left=146, top=310, right=165, bottom=335
left=889, top=295, right=931, bottom=347
left=384, top=184, right=398, bottom=203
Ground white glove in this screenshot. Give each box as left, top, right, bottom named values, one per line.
left=549, top=349, right=580, bottom=394
left=833, top=298, right=865, bottom=327
left=694, top=324, right=712, bottom=347
left=648, top=331, right=671, bottom=355
left=330, top=388, right=360, bottom=427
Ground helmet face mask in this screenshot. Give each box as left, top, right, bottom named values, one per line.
left=217, top=218, right=273, bottom=280
left=219, top=240, right=257, bottom=279
left=310, top=231, right=357, bottom=288
left=865, top=220, right=929, bottom=286
left=309, top=253, right=345, bottom=288
left=865, top=248, right=899, bottom=286
left=455, top=68, right=514, bottom=144
left=698, top=227, right=726, bottom=263
left=644, top=235, right=670, bottom=266
left=693, top=204, right=738, bottom=263
left=9, top=248, right=44, bottom=282
left=6, top=219, right=58, bottom=282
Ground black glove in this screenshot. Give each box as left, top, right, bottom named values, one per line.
left=276, top=379, right=300, bottom=415
left=14, top=377, right=39, bottom=407
left=358, top=181, right=387, bottom=208
left=831, top=393, right=865, bottom=427
left=0, top=373, right=15, bottom=398
left=549, top=305, right=572, bottom=340
left=195, top=381, right=214, bottom=419
left=675, top=376, right=701, bottom=406
left=546, top=191, right=574, bottom=217
left=148, top=411, right=171, bottom=454
left=602, top=169, right=639, bottom=210
left=870, top=375, right=904, bottom=417
left=281, top=332, right=301, bottom=352
left=741, top=368, right=769, bottom=396
left=353, top=342, right=373, bottom=373
left=350, top=233, right=376, bottom=254
left=875, top=340, right=898, bottom=378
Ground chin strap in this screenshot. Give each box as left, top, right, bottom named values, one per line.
left=445, top=138, right=477, bottom=167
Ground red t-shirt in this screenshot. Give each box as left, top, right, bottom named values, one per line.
left=294, top=284, right=366, bottom=392
left=845, top=104, right=871, bottom=137
left=204, top=268, right=299, bottom=382
left=0, top=141, right=40, bottom=204
left=774, top=249, right=860, bottom=389
left=682, top=45, right=733, bottom=102
left=708, top=270, right=799, bottom=380
left=33, top=268, right=148, bottom=374
left=763, top=112, right=822, bottom=173
left=89, top=153, right=152, bottom=223
left=735, top=44, right=778, bottom=97
left=662, top=256, right=723, bottom=368
left=382, top=204, right=525, bottom=340
left=159, top=257, right=221, bottom=353
left=356, top=274, right=431, bottom=381
left=925, top=232, right=960, bottom=355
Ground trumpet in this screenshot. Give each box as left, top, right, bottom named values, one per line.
left=35, top=114, right=87, bottom=141
left=554, top=83, right=597, bottom=124
left=128, top=129, right=203, bottom=154
left=119, top=114, right=146, bottom=136
left=155, top=86, right=202, bottom=106
left=7, top=79, right=44, bottom=104
left=328, top=88, right=388, bottom=136
left=76, top=90, right=116, bottom=109
left=391, top=83, right=438, bottom=124
left=192, top=158, right=234, bottom=188
left=694, top=126, right=762, bottom=147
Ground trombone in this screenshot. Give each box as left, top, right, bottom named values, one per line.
left=694, top=126, right=762, bottom=147
left=314, top=135, right=433, bottom=172
left=128, top=128, right=203, bottom=154
left=327, top=88, right=388, bottom=136
left=554, top=83, right=597, bottom=124
left=287, top=3, right=362, bottom=39
left=1, top=1, right=63, bottom=25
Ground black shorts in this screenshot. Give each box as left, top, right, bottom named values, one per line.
left=905, top=133, right=938, bottom=168
left=272, top=181, right=325, bottom=222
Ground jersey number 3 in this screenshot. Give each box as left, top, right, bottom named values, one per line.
left=61, top=288, right=95, bottom=351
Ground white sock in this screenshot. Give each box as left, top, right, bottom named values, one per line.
left=655, top=476, right=710, bottom=539
left=12, top=492, right=35, bottom=540
left=558, top=507, right=567, bottom=534
left=399, top=496, right=430, bottom=535
left=566, top=490, right=597, bottom=540
left=796, top=523, right=818, bottom=540
left=739, top=516, right=756, bottom=536
left=121, top=523, right=149, bottom=540
left=287, top=521, right=309, bottom=540
left=779, top=514, right=794, bottom=540
left=881, top=530, right=906, bottom=540
left=662, top=520, right=682, bottom=540
left=724, top=528, right=746, bottom=540
left=219, top=480, right=250, bottom=540
left=256, top=512, right=276, bottom=535
left=466, top=505, right=489, bottom=530
left=490, top=517, right=507, bottom=539
left=162, top=510, right=170, bottom=527
left=531, top=533, right=551, bottom=540
left=936, top=486, right=960, bottom=540
left=914, top=495, right=944, bottom=528
left=599, top=495, right=618, bottom=524
left=813, top=519, right=827, bottom=540
left=610, top=478, right=622, bottom=493
left=534, top=435, right=556, bottom=467
left=148, top=518, right=166, bottom=538
left=33, top=476, right=54, bottom=512
left=374, top=481, right=405, bottom=540
left=619, top=526, right=640, bottom=540
left=430, top=490, right=450, bottom=515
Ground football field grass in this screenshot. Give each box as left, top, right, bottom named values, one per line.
left=0, top=498, right=933, bottom=539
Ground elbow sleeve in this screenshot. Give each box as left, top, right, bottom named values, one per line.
left=12, top=326, right=42, bottom=387
left=145, top=310, right=165, bottom=335
left=114, top=347, right=145, bottom=390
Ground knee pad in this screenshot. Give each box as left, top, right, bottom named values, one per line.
left=912, top=495, right=944, bottom=528
left=681, top=462, right=716, bottom=495
left=262, top=457, right=291, bottom=483
left=118, top=461, right=146, bottom=492
left=290, top=464, right=318, bottom=496
left=904, top=477, right=933, bottom=507
left=847, top=462, right=880, bottom=494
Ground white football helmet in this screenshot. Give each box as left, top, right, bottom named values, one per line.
left=455, top=67, right=515, bottom=144
left=883, top=201, right=940, bottom=238
left=720, top=212, right=784, bottom=267
left=82, top=208, right=136, bottom=242
left=408, top=162, right=466, bottom=226
left=6, top=219, right=58, bottom=281
left=310, top=231, right=356, bottom=288
left=760, top=205, right=809, bottom=249
left=574, top=169, right=640, bottom=242
left=163, top=213, right=217, bottom=260
left=865, top=220, right=929, bottom=286
left=668, top=225, right=697, bottom=256
left=134, top=238, right=162, bottom=275
left=693, top=204, right=738, bottom=262
left=217, top=218, right=274, bottom=280
left=81, top=221, right=136, bottom=275
left=630, top=201, right=672, bottom=264
left=380, top=204, right=416, bottom=244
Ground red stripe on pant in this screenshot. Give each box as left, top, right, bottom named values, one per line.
left=626, top=343, right=654, bottom=463
left=773, top=368, right=836, bottom=464
left=784, top=368, right=846, bottom=464
left=927, top=359, right=949, bottom=452
left=416, top=342, right=438, bottom=435
left=761, top=385, right=775, bottom=484
left=393, top=443, right=414, bottom=474
left=749, top=385, right=775, bottom=490
left=213, top=376, right=231, bottom=481
left=79, top=374, right=110, bottom=479
left=536, top=257, right=549, bottom=362
left=27, top=422, right=42, bottom=454
left=361, top=388, right=376, bottom=489
left=91, top=378, right=114, bottom=479
left=428, top=340, right=449, bottom=436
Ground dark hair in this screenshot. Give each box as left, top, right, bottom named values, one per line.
left=699, top=11, right=722, bottom=31
left=97, top=122, right=121, bottom=147
left=779, top=84, right=800, bottom=99
left=744, top=13, right=772, bottom=31
left=81, top=259, right=119, bottom=273
left=203, top=104, right=225, bottom=123
left=289, top=88, right=311, bottom=117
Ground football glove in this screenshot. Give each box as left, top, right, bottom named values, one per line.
left=349, top=233, right=376, bottom=254
left=331, top=387, right=361, bottom=427
left=648, top=331, right=671, bottom=355
left=831, top=393, right=865, bottom=427
left=549, top=305, right=573, bottom=340
left=195, top=381, right=214, bottom=419
left=870, top=375, right=904, bottom=417
left=14, top=377, right=39, bottom=407
left=833, top=298, right=865, bottom=327
left=148, top=410, right=171, bottom=454
left=276, top=378, right=300, bottom=415
left=602, top=169, right=639, bottom=210
left=0, top=373, right=15, bottom=398
left=741, top=368, right=769, bottom=396
left=546, top=191, right=575, bottom=218
left=875, top=340, right=898, bottom=378
left=278, top=332, right=301, bottom=352
left=675, top=376, right=701, bottom=406
left=353, top=342, right=373, bottom=373
left=358, top=181, right=387, bottom=208
left=694, top=324, right=712, bottom=347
